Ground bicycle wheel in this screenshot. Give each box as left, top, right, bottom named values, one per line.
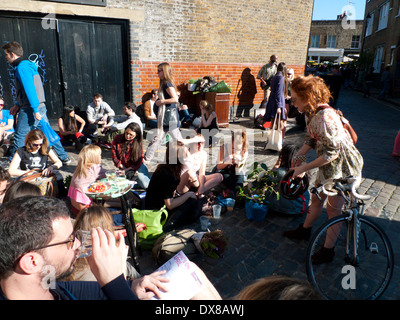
left=306, top=214, right=394, bottom=300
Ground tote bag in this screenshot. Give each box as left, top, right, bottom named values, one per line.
left=264, top=112, right=282, bottom=151
left=131, top=205, right=168, bottom=250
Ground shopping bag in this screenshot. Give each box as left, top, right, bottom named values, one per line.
left=264, top=112, right=282, bottom=151
left=40, top=119, right=61, bottom=147
left=245, top=200, right=268, bottom=221
left=131, top=206, right=168, bottom=250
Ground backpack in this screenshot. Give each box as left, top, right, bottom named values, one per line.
left=152, top=229, right=199, bottom=266
left=135, top=103, right=146, bottom=123
left=316, top=105, right=358, bottom=144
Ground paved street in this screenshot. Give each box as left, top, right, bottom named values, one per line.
left=2, top=87, right=399, bottom=300
left=134, top=88, right=400, bottom=300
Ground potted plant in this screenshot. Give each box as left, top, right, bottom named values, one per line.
left=237, top=162, right=279, bottom=221
left=188, top=78, right=200, bottom=91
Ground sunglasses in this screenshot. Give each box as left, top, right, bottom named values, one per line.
left=32, top=143, right=43, bottom=148
left=0, top=104, right=4, bottom=106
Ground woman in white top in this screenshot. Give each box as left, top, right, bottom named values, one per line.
left=176, top=134, right=223, bottom=196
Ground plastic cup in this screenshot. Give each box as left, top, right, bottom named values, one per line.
left=226, top=198, right=235, bottom=211
left=212, top=204, right=222, bottom=219
left=76, top=230, right=92, bottom=259
left=200, top=216, right=210, bottom=231
left=106, top=170, right=116, bottom=181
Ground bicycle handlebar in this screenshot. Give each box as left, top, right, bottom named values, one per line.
left=321, top=176, right=371, bottom=201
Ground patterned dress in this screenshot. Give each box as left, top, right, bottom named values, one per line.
left=304, top=106, right=363, bottom=186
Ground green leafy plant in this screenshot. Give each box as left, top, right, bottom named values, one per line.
left=64, top=175, right=72, bottom=189
left=237, top=162, right=280, bottom=205
left=188, top=78, right=201, bottom=84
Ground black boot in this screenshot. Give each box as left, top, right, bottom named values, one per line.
left=283, top=223, right=311, bottom=241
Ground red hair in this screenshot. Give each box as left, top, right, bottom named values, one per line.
left=291, top=75, right=332, bottom=115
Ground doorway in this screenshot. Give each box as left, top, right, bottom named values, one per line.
left=0, top=13, right=129, bottom=119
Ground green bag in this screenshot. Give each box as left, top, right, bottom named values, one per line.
left=208, top=80, right=232, bottom=93
left=131, top=206, right=168, bottom=250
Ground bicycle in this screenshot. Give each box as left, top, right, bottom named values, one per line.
left=305, top=176, right=394, bottom=300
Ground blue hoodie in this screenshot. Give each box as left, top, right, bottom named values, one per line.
left=13, top=58, right=46, bottom=114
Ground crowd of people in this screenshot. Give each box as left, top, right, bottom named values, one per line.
left=0, top=40, right=372, bottom=301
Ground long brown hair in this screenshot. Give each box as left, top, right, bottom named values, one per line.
left=121, top=122, right=143, bottom=165
left=25, top=129, right=49, bottom=155
left=291, top=75, right=332, bottom=115
left=155, top=141, right=185, bottom=180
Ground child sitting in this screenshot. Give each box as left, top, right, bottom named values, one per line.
left=68, top=145, right=106, bottom=216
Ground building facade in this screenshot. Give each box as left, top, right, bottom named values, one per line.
left=308, top=16, right=364, bottom=63
left=0, top=0, right=314, bottom=118
left=361, top=0, right=400, bottom=97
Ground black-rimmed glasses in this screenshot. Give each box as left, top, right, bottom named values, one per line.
left=31, top=234, right=77, bottom=251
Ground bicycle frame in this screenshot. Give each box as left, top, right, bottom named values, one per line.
left=342, top=191, right=367, bottom=266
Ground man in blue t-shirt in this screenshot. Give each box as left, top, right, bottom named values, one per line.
left=2, top=41, right=70, bottom=165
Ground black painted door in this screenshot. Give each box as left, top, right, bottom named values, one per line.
left=57, top=19, right=128, bottom=115
left=0, top=14, right=129, bottom=119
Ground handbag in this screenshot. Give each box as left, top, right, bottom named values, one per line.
left=152, top=229, right=198, bottom=266
left=163, top=106, right=179, bottom=128
left=158, top=89, right=179, bottom=128
left=18, top=169, right=59, bottom=197
left=131, top=205, right=168, bottom=250
left=40, top=119, right=61, bottom=147
left=264, top=112, right=283, bottom=151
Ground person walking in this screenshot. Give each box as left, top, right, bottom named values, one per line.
left=143, top=62, right=183, bottom=163
left=257, top=55, right=278, bottom=108
left=283, top=75, right=364, bottom=264
left=2, top=41, right=71, bottom=165
left=263, top=62, right=289, bottom=138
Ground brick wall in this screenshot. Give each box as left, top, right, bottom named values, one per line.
left=132, top=60, right=305, bottom=108
left=108, top=0, right=314, bottom=108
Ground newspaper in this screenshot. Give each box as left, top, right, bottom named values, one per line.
left=152, top=251, right=203, bottom=300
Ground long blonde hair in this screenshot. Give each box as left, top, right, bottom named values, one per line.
left=73, top=145, right=102, bottom=179
left=158, top=62, right=176, bottom=89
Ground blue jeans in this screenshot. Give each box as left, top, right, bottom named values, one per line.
left=9, top=106, right=69, bottom=161
left=126, top=163, right=151, bottom=189
left=136, top=163, right=151, bottom=189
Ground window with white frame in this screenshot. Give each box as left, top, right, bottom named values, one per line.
left=351, top=35, right=361, bottom=49
left=365, top=12, right=374, bottom=36
left=327, top=35, right=336, bottom=48
left=378, top=2, right=389, bottom=30
left=373, top=45, right=384, bottom=73
left=311, top=35, right=320, bottom=48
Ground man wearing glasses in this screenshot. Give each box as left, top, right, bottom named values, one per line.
left=0, top=196, right=169, bottom=300
left=2, top=41, right=71, bottom=165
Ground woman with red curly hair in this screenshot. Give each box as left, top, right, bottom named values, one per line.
left=283, top=75, right=364, bottom=264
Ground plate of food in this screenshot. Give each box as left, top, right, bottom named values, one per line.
left=86, top=181, right=112, bottom=194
